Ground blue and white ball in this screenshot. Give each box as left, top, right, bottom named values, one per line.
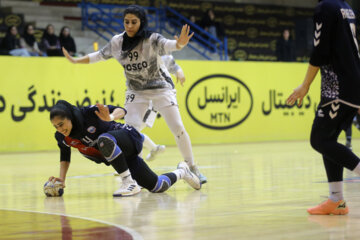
left=43, top=181, right=64, bottom=197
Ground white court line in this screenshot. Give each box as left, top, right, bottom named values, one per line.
left=0, top=207, right=143, bottom=240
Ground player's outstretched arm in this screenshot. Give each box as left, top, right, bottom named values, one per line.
left=174, top=24, right=194, bottom=49
left=48, top=160, right=70, bottom=188
left=62, top=47, right=90, bottom=64
left=287, top=64, right=319, bottom=106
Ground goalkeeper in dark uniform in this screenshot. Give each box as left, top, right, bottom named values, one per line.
left=287, top=0, right=360, bottom=215
left=48, top=100, right=201, bottom=197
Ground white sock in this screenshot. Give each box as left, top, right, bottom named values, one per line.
left=352, top=162, right=360, bottom=175
left=119, top=169, right=134, bottom=182
left=172, top=169, right=185, bottom=180
left=328, top=181, right=344, bottom=202
left=143, top=133, right=157, bottom=151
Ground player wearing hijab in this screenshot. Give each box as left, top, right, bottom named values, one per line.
left=287, top=0, right=360, bottom=215
left=62, top=5, right=207, bottom=184
left=48, top=100, right=201, bottom=197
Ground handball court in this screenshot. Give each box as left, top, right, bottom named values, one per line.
left=1, top=140, right=360, bottom=240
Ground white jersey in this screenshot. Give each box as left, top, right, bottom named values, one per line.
left=89, top=32, right=179, bottom=91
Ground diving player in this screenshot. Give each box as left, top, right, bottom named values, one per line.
left=48, top=100, right=201, bottom=197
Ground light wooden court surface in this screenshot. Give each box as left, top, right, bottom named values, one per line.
left=1, top=140, right=360, bottom=240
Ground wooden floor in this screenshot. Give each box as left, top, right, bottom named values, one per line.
left=1, top=140, right=360, bottom=240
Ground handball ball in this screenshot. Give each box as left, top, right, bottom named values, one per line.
left=44, top=180, right=64, bottom=197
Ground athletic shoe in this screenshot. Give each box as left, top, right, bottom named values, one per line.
left=113, top=180, right=141, bottom=197
left=189, top=165, right=207, bottom=184
left=177, top=161, right=201, bottom=190
left=307, top=199, right=349, bottom=215
left=146, top=145, right=166, bottom=161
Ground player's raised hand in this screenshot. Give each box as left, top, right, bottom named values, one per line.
left=174, top=24, right=194, bottom=49
left=62, top=47, right=76, bottom=64
left=95, top=103, right=111, bottom=121
left=286, top=84, right=309, bottom=106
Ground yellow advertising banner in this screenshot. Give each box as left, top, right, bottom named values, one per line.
left=0, top=57, right=356, bottom=152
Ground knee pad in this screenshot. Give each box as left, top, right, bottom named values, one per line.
left=97, top=133, right=122, bottom=162
left=151, top=175, right=171, bottom=193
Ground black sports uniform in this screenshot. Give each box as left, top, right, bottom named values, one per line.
left=54, top=101, right=177, bottom=192
left=309, top=0, right=360, bottom=182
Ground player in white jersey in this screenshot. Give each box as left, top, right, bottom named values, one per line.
left=142, top=55, right=186, bottom=161
left=62, top=5, right=207, bottom=184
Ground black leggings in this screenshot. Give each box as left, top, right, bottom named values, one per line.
left=310, top=102, right=360, bottom=182
left=101, top=128, right=176, bottom=191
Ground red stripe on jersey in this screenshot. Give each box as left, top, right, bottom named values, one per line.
left=64, top=136, right=105, bottom=160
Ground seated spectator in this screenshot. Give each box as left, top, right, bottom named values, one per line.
left=59, top=26, right=77, bottom=57
left=0, top=26, right=30, bottom=56
left=276, top=29, right=295, bottom=62
left=41, top=24, right=62, bottom=56
left=20, top=24, right=46, bottom=56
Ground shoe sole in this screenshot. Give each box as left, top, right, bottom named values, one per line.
left=113, top=189, right=141, bottom=197
left=308, top=211, right=349, bottom=215
left=307, top=208, right=349, bottom=215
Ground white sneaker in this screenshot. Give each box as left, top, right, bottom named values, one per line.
left=146, top=145, right=166, bottom=161
left=113, top=180, right=141, bottom=197
left=177, top=162, right=201, bottom=190
left=190, top=165, right=207, bottom=184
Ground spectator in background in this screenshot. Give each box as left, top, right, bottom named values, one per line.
left=21, top=24, right=46, bottom=56
left=200, top=9, right=218, bottom=39
left=188, top=15, right=202, bottom=38
left=42, top=24, right=62, bottom=56
left=189, top=15, right=198, bottom=25
left=0, top=26, right=30, bottom=56
left=59, top=26, right=76, bottom=57
left=276, top=29, right=295, bottom=62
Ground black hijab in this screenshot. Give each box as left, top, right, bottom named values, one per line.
left=1, top=26, right=19, bottom=50
left=23, top=24, right=36, bottom=47
left=59, top=26, right=76, bottom=52
left=122, top=5, right=152, bottom=52
left=51, top=100, right=84, bottom=139
left=42, top=24, right=58, bottom=46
